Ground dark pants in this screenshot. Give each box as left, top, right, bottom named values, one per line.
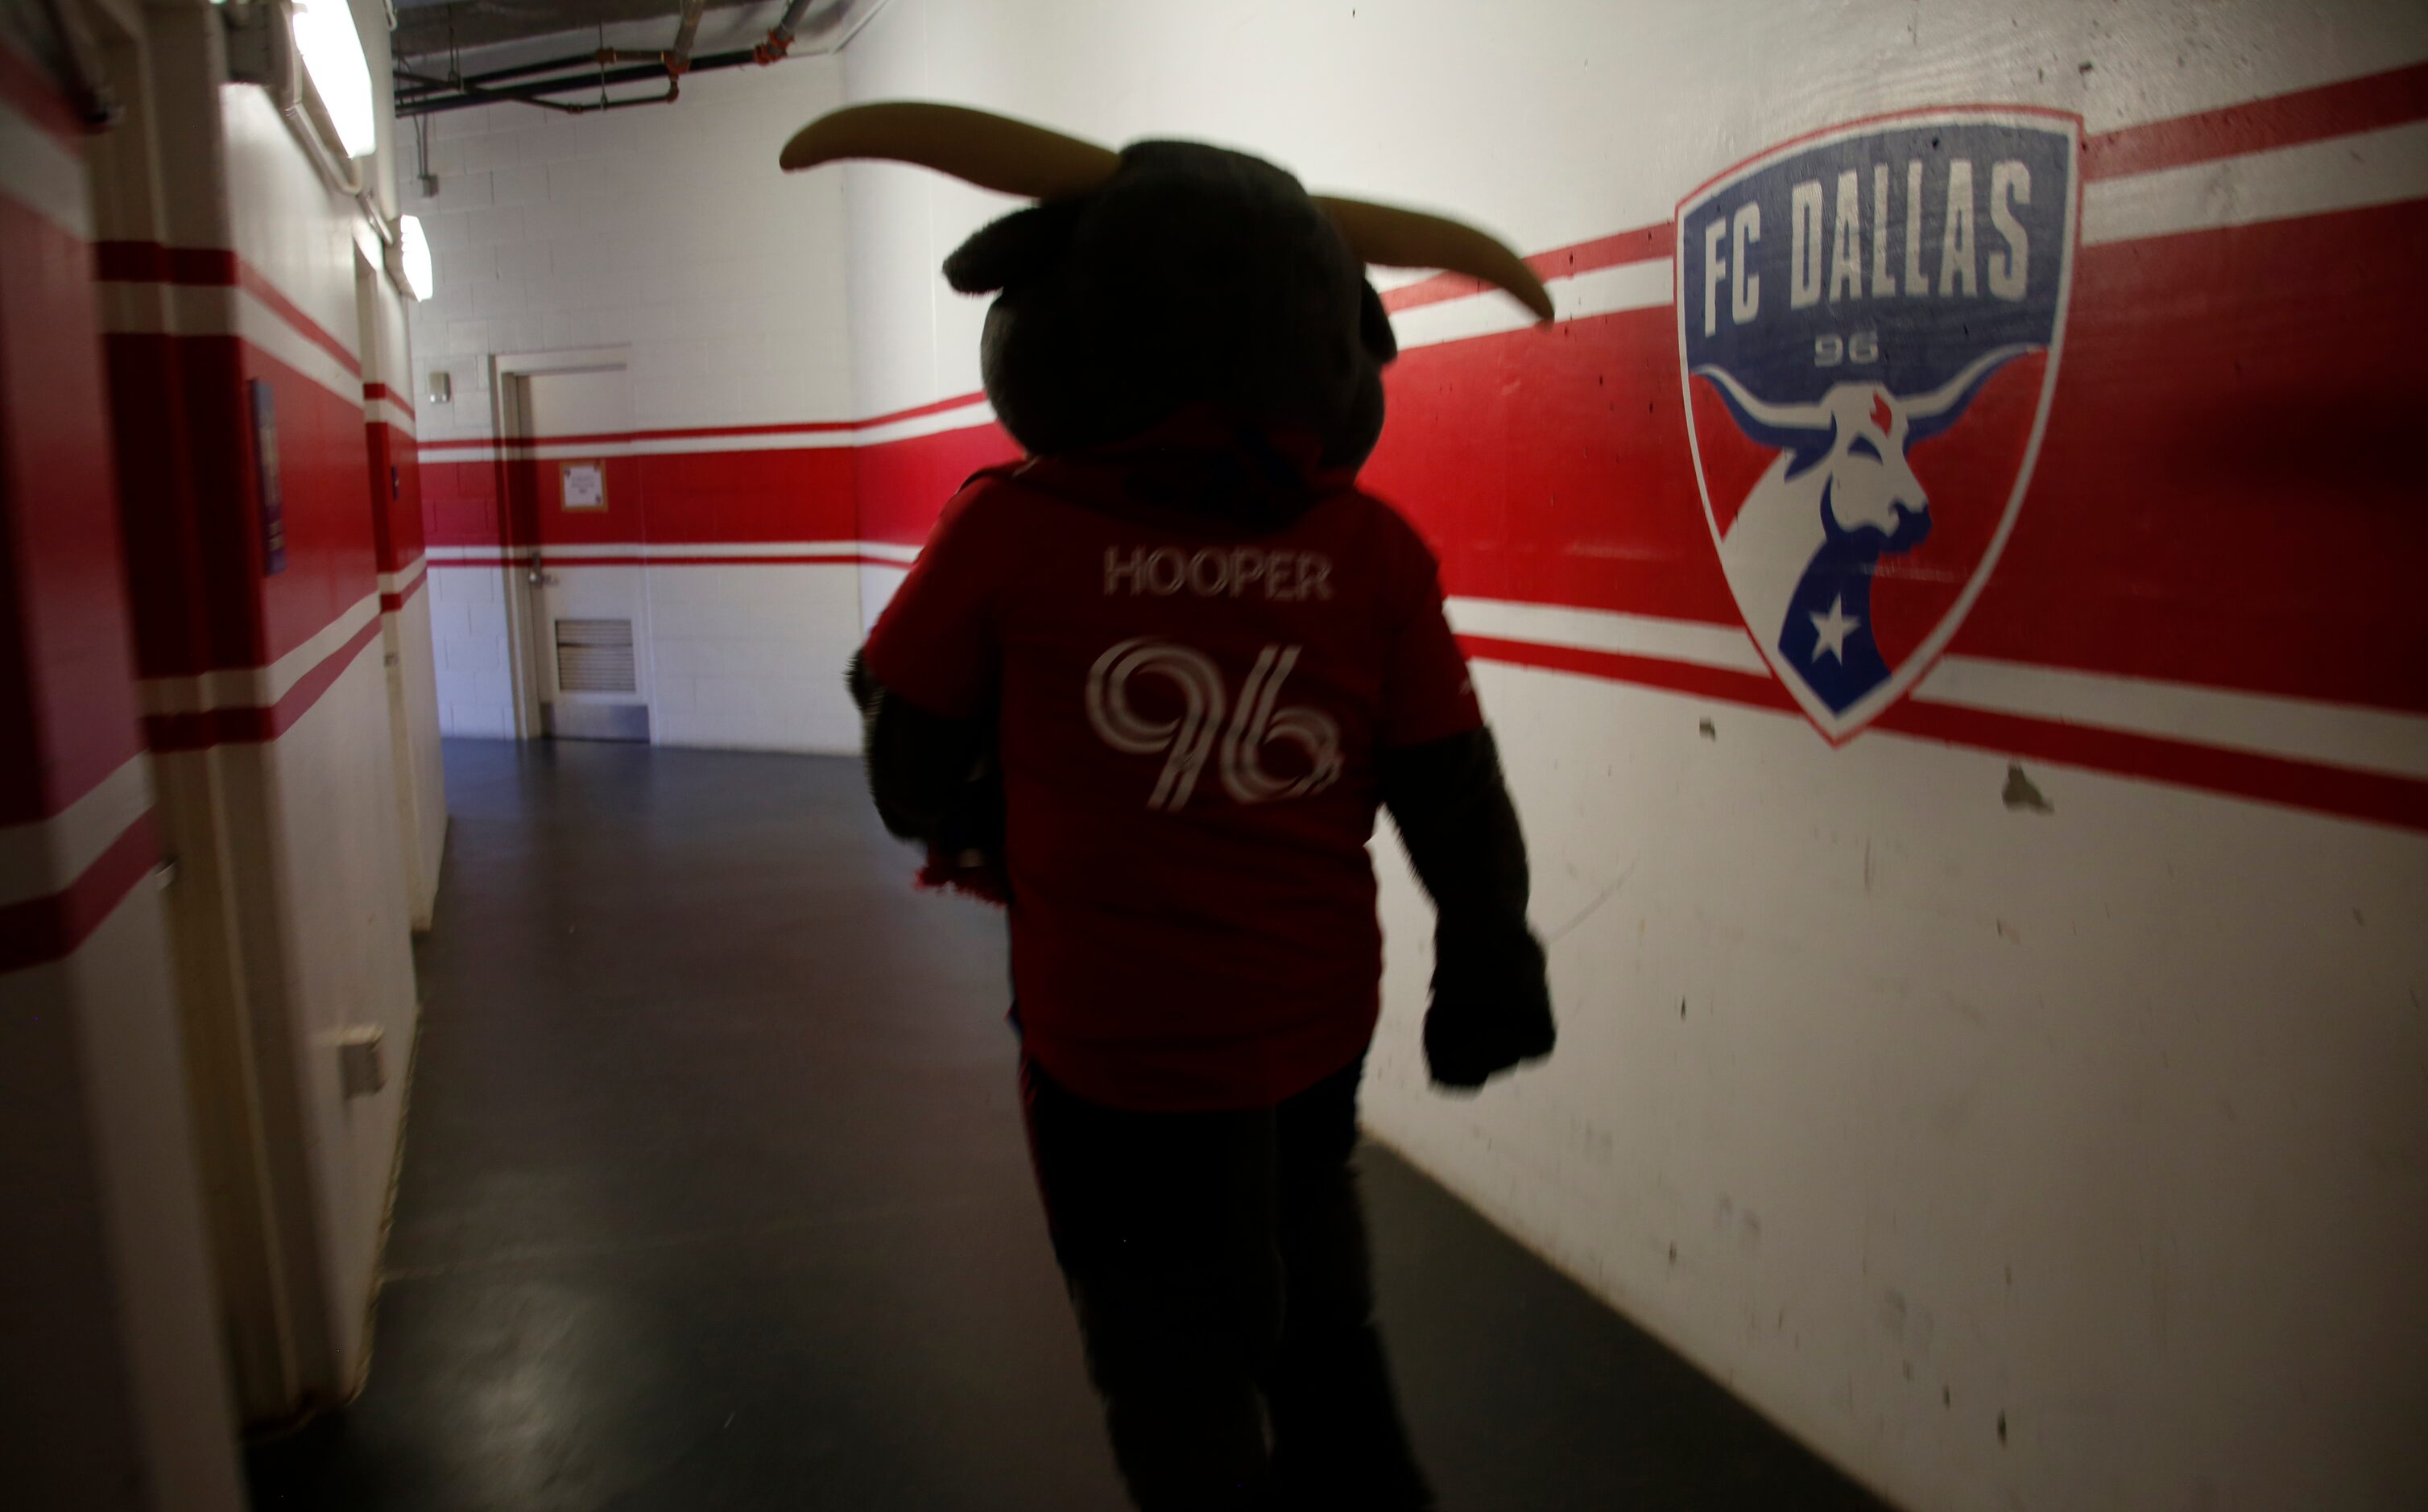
left=1020, top=1056, right=1434, bottom=1512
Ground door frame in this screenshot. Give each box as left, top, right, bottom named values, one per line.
left=486, top=345, right=629, bottom=739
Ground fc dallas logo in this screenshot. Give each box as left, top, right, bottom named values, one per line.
left=1677, top=109, right=2079, bottom=741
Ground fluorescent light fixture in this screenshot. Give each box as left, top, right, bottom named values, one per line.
left=397, top=214, right=434, bottom=300
left=290, top=0, right=376, bottom=158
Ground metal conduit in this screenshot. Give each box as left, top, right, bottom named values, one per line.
left=396, top=0, right=858, bottom=118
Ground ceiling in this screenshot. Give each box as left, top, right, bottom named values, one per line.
left=391, top=0, right=772, bottom=61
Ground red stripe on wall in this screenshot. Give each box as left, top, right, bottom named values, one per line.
left=412, top=399, right=996, bottom=455
left=101, top=328, right=217, bottom=692
left=0, top=188, right=147, bottom=827
left=419, top=444, right=862, bottom=552
left=419, top=418, right=857, bottom=452
left=362, top=382, right=416, bottom=419
left=432, top=552, right=888, bottom=569
left=366, top=418, right=426, bottom=571
left=858, top=391, right=991, bottom=429
left=144, top=615, right=384, bottom=753
left=854, top=420, right=1020, bottom=549
left=2083, top=60, right=2428, bottom=180
left=106, top=328, right=381, bottom=684
left=239, top=339, right=382, bottom=671
left=234, top=261, right=360, bottom=378
left=0, top=35, right=89, bottom=146
left=93, top=240, right=240, bottom=287
left=1383, top=221, right=1673, bottom=314
left=1369, top=193, right=2428, bottom=718
left=1379, top=59, right=2428, bottom=319
left=1458, top=635, right=1793, bottom=712
left=1462, top=637, right=2428, bottom=833
left=0, top=812, right=157, bottom=973
left=379, top=568, right=428, bottom=613
left=1869, top=696, right=2428, bottom=833
left=94, top=241, right=364, bottom=382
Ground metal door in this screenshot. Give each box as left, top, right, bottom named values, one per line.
left=507, top=366, right=651, bottom=741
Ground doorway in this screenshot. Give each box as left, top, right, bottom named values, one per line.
left=500, top=360, right=651, bottom=742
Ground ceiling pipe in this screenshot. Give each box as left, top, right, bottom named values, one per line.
left=752, top=0, right=817, bottom=64
left=398, top=44, right=773, bottom=118
left=396, top=0, right=885, bottom=118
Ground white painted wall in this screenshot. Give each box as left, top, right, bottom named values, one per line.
left=833, top=3, right=2428, bottom=1510
left=405, top=38, right=865, bottom=752
left=245, top=650, right=423, bottom=1386
left=360, top=255, right=447, bottom=927
left=403, top=45, right=854, bottom=443
left=428, top=558, right=520, bottom=737
left=3, top=889, right=248, bottom=1512
left=143, top=60, right=427, bottom=1415
left=386, top=586, right=448, bottom=926
left=647, top=563, right=867, bottom=751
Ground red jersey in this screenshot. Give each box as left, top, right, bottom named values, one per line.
left=862, top=423, right=1481, bottom=1112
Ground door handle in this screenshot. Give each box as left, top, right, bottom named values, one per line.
left=527, top=570, right=560, bottom=586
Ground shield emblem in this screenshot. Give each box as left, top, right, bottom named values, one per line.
left=1677, top=109, right=2078, bottom=742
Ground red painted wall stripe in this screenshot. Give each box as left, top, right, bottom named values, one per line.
left=0, top=35, right=88, bottom=147
left=2083, top=60, right=2428, bottom=180
left=419, top=445, right=861, bottom=551
left=1366, top=194, right=2428, bottom=717
left=1384, top=220, right=1672, bottom=314
left=0, top=184, right=148, bottom=826
left=234, top=261, right=360, bottom=378
left=1458, top=634, right=1793, bottom=712
left=366, top=418, right=426, bottom=572
left=109, top=329, right=380, bottom=684
left=0, top=812, right=159, bottom=973
left=428, top=552, right=894, bottom=569
left=93, top=240, right=363, bottom=381
left=858, top=391, right=992, bottom=428
left=93, top=240, right=240, bottom=287
left=379, top=568, right=428, bottom=613
left=854, top=421, right=1020, bottom=548
left=143, top=615, right=384, bottom=753
left=412, top=393, right=998, bottom=456
left=1462, top=637, right=2428, bottom=833
left=362, top=382, right=416, bottom=419
left=420, top=417, right=858, bottom=452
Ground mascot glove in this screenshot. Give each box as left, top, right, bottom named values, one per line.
left=1423, top=922, right=1555, bottom=1092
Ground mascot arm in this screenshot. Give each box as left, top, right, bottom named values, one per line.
left=849, top=648, right=990, bottom=844
left=1380, top=726, right=1556, bottom=1092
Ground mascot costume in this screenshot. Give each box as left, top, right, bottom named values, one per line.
left=784, top=103, right=1557, bottom=1511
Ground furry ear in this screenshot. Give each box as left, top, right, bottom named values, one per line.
left=943, top=202, right=1082, bottom=294
left=1358, top=279, right=1398, bottom=364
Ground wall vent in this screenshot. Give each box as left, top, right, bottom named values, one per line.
left=554, top=618, right=637, bottom=694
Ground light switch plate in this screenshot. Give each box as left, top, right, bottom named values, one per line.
left=337, top=1026, right=387, bottom=1099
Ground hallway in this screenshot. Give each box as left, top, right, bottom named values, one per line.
left=246, top=739, right=1882, bottom=1511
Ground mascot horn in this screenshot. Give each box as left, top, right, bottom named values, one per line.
left=780, top=101, right=1549, bottom=467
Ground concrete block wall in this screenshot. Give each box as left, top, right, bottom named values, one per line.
left=424, top=558, right=519, bottom=737
left=830, top=3, right=2428, bottom=1510
left=403, top=63, right=855, bottom=444
left=402, top=42, right=877, bottom=750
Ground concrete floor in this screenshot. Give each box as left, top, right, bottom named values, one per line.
left=246, top=738, right=1887, bottom=1512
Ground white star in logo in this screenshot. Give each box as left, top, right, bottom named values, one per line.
left=1810, top=596, right=1861, bottom=663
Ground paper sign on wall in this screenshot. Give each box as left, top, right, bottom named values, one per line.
left=560, top=461, right=606, bottom=510
left=249, top=378, right=285, bottom=576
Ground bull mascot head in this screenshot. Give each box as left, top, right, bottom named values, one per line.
left=779, top=102, right=1552, bottom=472
left=790, top=105, right=1549, bottom=900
